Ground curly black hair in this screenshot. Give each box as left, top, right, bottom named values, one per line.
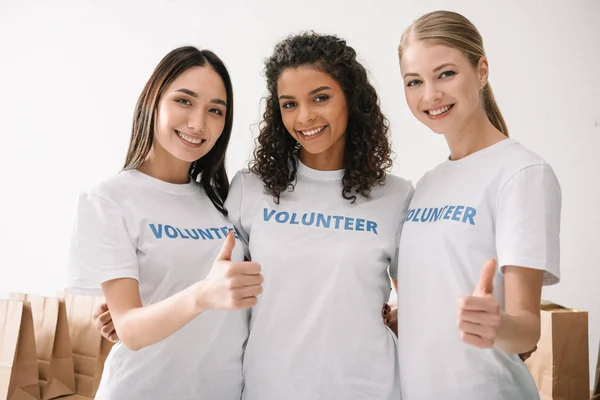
left=250, top=32, right=393, bottom=204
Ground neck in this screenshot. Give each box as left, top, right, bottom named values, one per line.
left=138, top=145, right=191, bottom=184
left=298, top=136, right=345, bottom=171
left=444, top=110, right=507, bottom=160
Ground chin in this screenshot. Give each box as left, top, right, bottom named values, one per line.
left=300, top=144, right=330, bottom=155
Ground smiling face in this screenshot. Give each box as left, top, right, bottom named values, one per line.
left=154, top=65, right=228, bottom=164
left=277, top=66, right=349, bottom=168
left=400, top=41, right=488, bottom=135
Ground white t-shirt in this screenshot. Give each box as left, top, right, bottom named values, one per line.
left=66, top=169, right=248, bottom=400
left=397, top=139, right=561, bottom=400
left=225, top=161, right=413, bottom=400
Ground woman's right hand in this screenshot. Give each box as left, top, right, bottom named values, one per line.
left=93, top=302, right=119, bottom=343
left=195, top=231, right=263, bottom=311
left=92, top=231, right=262, bottom=342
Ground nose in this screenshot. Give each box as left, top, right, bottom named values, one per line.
left=297, top=104, right=315, bottom=125
left=188, top=111, right=205, bottom=132
left=423, top=82, right=442, bottom=105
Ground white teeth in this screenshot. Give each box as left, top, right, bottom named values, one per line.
left=176, top=130, right=204, bottom=144
left=428, top=105, right=452, bottom=116
left=299, top=126, right=326, bottom=136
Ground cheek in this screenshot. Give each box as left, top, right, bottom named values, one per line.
left=208, top=117, right=226, bottom=139
left=157, top=104, right=181, bottom=130
left=453, top=77, right=479, bottom=105
left=404, top=91, right=422, bottom=117
left=280, top=111, right=296, bottom=136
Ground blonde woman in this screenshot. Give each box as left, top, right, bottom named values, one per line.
left=395, top=10, right=561, bottom=400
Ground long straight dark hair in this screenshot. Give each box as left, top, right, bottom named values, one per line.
left=123, top=46, right=234, bottom=215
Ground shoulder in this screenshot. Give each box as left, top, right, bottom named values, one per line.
left=230, top=168, right=266, bottom=195
left=79, top=171, right=135, bottom=204
left=494, top=140, right=559, bottom=192
left=377, top=173, right=414, bottom=203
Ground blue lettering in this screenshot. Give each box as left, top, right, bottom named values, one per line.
left=275, top=212, right=290, bottom=223
left=149, top=224, right=163, bottom=239
left=210, top=227, right=223, bottom=239
left=443, top=206, right=455, bottom=220
left=440, top=206, right=449, bottom=220
left=355, top=218, right=365, bottom=231
left=405, top=209, right=415, bottom=222
left=186, top=229, right=199, bottom=240
left=316, top=214, right=331, bottom=228
left=290, top=213, right=300, bottom=225
left=420, top=208, right=432, bottom=222
left=452, top=205, right=465, bottom=221
left=344, top=217, right=355, bottom=230
left=463, top=207, right=477, bottom=225
left=176, top=228, right=189, bottom=239
left=220, top=227, right=229, bottom=237
left=431, top=208, right=442, bottom=222
left=333, top=216, right=344, bottom=229
left=198, top=228, right=214, bottom=240
left=366, top=221, right=378, bottom=235
left=263, top=208, right=276, bottom=222
left=165, top=225, right=178, bottom=239
left=302, top=212, right=315, bottom=226
left=411, top=208, right=422, bottom=222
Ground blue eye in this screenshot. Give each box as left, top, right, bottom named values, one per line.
left=439, top=71, right=456, bottom=79
left=407, top=80, right=422, bottom=87
left=282, top=102, right=297, bottom=109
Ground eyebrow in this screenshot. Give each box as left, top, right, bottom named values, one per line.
left=279, top=86, right=331, bottom=100
left=174, top=88, right=227, bottom=107
left=403, top=63, right=459, bottom=79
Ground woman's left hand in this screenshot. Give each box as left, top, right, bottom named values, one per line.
left=456, top=259, right=501, bottom=349
left=382, top=303, right=398, bottom=336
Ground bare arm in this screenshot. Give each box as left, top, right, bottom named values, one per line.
left=496, top=266, right=543, bottom=354
left=457, top=259, right=542, bottom=355
left=101, top=278, right=203, bottom=351
left=100, top=232, right=262, bottom=351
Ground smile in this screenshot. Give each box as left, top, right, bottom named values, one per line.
left=297, top=126, right=326, bottom=137
left=425, top=104, right=454, bottom=116
left=176, top=130, right=206, bottom=145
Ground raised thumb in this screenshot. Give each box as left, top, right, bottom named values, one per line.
left=216, top=230, right=235, bottom=261
left=474, top=259, right=497, bottom=296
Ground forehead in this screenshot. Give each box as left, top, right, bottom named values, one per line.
left=166, top=65, right=226, bottom=98
left=401, top=42, right=469, bottom=73
left=277, top=66, right=341, bottom=94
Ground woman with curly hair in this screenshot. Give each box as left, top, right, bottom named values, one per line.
left=225, top=32, right=413, bottom=400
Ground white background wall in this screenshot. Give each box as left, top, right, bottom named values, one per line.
left=1, top=0, right=598, bottom=386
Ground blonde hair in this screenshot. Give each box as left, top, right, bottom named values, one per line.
left=398, top=10, right=509, bottom=137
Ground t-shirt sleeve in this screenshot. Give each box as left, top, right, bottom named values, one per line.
left=225, top=171, right=251, bottom=259
left=391, top=183, right=415, bottom=280
left=495, top=163, right=561, bottom=286
left=66, top=191, right=139, bottom=295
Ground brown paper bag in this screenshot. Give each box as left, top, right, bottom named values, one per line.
left=0, top=299, right=41, bottom=400
left=9, top=293, right=76, bottom=400
left=524, top=300, right=589, bottom=400
left=57, top=292, right=114, bottom=398
left=592, top=340, right=600, bottom=400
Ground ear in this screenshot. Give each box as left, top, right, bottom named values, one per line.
left=477, top=56, right=489, bottom=88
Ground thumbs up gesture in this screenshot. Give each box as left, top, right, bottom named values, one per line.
left=456, top=259, right=501, bottom=349
left=197, top=231, right=263, bottom=311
